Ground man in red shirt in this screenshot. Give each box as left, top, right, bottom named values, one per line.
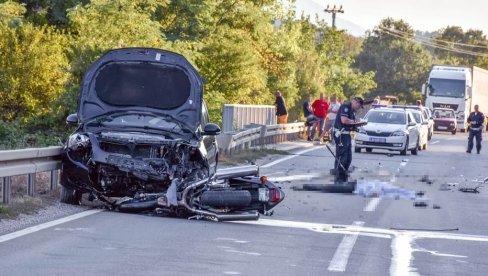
left=310, top=93, right=329, bottom=141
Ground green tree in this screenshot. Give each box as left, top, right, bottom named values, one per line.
left=355, top=18, right=432, bottom=103
left=433, top=26, right=488, bottom=68
left=0, top=9, right=69, bottom=121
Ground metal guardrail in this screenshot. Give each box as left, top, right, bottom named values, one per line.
left=1, top=147, right=63, bottom=204
left=222, top=104, right=276, bottom=132
left=0, top=123, right=305, bottom=204
left=216, top=122, right=306, bottom=154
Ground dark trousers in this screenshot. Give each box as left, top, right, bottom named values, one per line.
left=467, top=129, right=482, bottom=153
left=334, top=134, right=352, bottom=182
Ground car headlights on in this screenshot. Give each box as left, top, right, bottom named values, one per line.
left=67, top=134, right=90, bottom=150
left=390, top=130, right=407, bottom=137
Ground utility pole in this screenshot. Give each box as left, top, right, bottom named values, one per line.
left=324, top=4, right=344, bottom=29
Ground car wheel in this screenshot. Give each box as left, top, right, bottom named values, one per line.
left=366, top=148, right=372, bottom=153
left=354, top=147, right=361, bottom=153
left=400, top=138, right=408, bottom=156
left=411, top=139, right=418, bottom=155
left=422, top=142, right=428, bottom=150
left=451, top=129, right=456, bottom=135
left=60, top=185, right=82, bottom=205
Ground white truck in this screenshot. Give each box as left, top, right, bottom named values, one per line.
left=423, top=65, right=488, bottom=132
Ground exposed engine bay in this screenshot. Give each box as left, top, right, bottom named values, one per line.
left=63, top=131, right=284, bottom=221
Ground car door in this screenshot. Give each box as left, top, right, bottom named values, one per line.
left=406, top=112, right=419, bottom=148
left=419, top=114, right=428, bottom=145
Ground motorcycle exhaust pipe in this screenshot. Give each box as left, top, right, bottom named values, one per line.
left=178, top=178, right=259, bottom=221
left=215, top=165, right=259, bottom=180
left=214, top=212, right=260, bottom=221
left=118, top=200, right=158, bottom=213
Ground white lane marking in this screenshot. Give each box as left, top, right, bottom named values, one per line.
left=225, top=249, right=261, bottom=256
left=231, top=218, right=488, bottom=276
left=390, top=233, right=419, bottom=276
left=260, top=146, right=325, bottom=168
left=363, top=198, right=381, bottom=212
left=269, top=173, right=322, bottom=182
left=328, top=221, right=365, bottom=272
left=0, top=209, right=103, bottom=243
left=216, top=237, right=249, bottom=244
left=430, top=140, right=440, bottom=145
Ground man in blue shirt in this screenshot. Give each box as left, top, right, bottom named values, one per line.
left=333, top=97, right=365, bottom=183
left=466, top=104, right=485, bottom=154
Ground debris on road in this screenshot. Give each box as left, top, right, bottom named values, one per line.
left=433, top=204, right=441, bottom=209
left=439, top=183, right=457, bottom=191
left=414, top=200, right=429, bottom=207
left=458, top=177, right=487, bottom=193
left=416, top=191, right=426, bottom=197
left=420, top=175, right=434, bottom=184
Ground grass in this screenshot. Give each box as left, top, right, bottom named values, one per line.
left=219, top=148, right=290, bottom=166
left=0, top=204, right=8, bottom=214
left=0, top=172, right=59, bottom=220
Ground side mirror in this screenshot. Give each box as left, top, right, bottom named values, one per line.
left=467, top=86, right=472, bottom=98
left=202, top=123, right=221, bottom=136
left=66, top=113, right=78, bottom=126
left=408, top=122, right=416, bottom=127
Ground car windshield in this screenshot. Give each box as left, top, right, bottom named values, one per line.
left=428, top=78, right=465, bottom=98
left=433, top=109, right=455, bottom=119
left=86, top=112, right=192, bottom=135
left=366, top=111, right=406, bottom=124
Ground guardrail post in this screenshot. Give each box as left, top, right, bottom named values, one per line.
left=28, top=173, right=36, bottom=196
left=2, top=176, right=11, bottom=204
left=50, top=170, right=59, bottom=190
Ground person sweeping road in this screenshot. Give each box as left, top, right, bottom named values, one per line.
left=333, top=97, right=366, bottom=183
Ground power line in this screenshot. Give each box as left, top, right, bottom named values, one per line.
left=381, top=26, right=488, bottom=50
left=378, top=27, right=488, bottom=57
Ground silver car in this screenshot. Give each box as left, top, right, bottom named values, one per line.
left=355, top=107, right=420, bottom=155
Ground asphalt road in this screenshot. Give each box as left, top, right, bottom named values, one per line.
left=1, top=131, right=488, bottom=276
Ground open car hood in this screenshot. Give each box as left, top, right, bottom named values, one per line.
left=78, top=48, right=203, bottom=130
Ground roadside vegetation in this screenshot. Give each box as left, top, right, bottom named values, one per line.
left=0, top=0, right=487, bottom=149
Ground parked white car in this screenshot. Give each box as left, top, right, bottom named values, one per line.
left=355, top=107, right=420, bottom=155
left=422, top=107, right=434, bottom=140
left=409, top=109, right=429, bottom=150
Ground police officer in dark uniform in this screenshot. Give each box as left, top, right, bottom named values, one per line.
left=333, top=97, right=365, bottom=183
left=466, top=104, right=485, bottom=154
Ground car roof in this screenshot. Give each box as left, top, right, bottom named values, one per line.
left=433, top=107, right=455, bottom=111
left=369, top=107, right=409, bottom=114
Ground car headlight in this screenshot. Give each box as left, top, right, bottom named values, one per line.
left=357, top=127, right=367, bottom=134
left=67, top=134, right=90, bottom=150
left=390, top=130, right=407, bottom=137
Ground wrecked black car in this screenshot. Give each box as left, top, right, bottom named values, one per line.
left=60, top=48, right=284, bottom=221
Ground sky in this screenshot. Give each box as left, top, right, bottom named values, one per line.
left=295, top=0, right=488, bottom=37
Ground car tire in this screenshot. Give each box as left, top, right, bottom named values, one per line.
left=422, top=142, right=428, bottom=150
left=451, top=129, right=456, bottom=135
left=355, top=147, right=361, bottom=153
left=411, top=139, right=418, bottom=155
left=60, top=185, right=82, bottom=205
left=400, top=138, right=408, bottom=156
left=366, top=148, right=372, bottom=153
